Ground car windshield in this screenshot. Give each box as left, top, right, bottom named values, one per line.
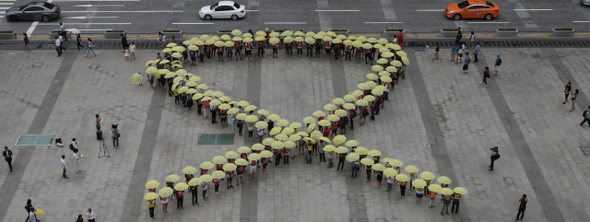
left=233, top=3, right=240, bottom=8
left=43, top=3, right=54, bottom=9
left=209, top=3, right=218, bottom=10
left=458, top=1, right=470, bottom=8
left=485, top=1, right=494, bottom=7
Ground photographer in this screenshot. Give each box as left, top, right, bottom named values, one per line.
left=489, top=146, right=500, bottom=171
left=111, top=124, right=120, bottom=148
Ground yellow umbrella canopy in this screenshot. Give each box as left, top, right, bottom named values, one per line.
left=303, top=116, right=316, bottom=124
left=166, top=174, right=181, bottom=182
left=251, top=143, right=265, bottom=151
left=158, top=187, right=174, bottom=197
left=357, top=83, right=370, bottom=90
left=188, top=45, right=199, bottom=51
left=420, top=171, right=436, bottom=180
left=166, top=42, right=177, bottom=47
left=186, top=89, right=198, bottom=94
left=188, top=177, right=203, bottom=186
left=236, top=113, right=247, bottom=120
left=131, top=73, right=143, bottom=85
left=212, top=91, right=224, bottom=97
left=324, top=103, right=336, bottom=111
left=294, top=31, right=305, bottom=36
left=323, top=145, right=336, bottom=152
left=174, top=182, right=189, bottom=191
left=333, top=98, right=346, bottom=105
left=283, top=36, right=294, bottom=43
left=372, top=89, right=384, bottom=96
left=269, top=32, right=280, bottom=37
left=333, top=135, right=347, bottom=145
left=173, top=76, right=183, bottom=84
left=193, top=93, right=204, bottom=100
left=214, top=41, right=225, bottom=47
left=245, top=105, right=257, bottom=112
left=428, top=184, right=442, bottom=192
left=412, top=179, right=427, bottom=188
left=343, top=40, right=353, bottom=46
left=437, top=176, right=452, bottom=185
left=377, top=38, right=389, bottom=44
left=295, top=36, right=304, bottom=42
left=381, top=76, right=393, bottom=83
left=402, top=57, right=410, bottom=66
left=354, top=146, right=369, bottom=155
left=395, top=173, right=410, bottom=182
left=373, top=163, right=386, bottom=171
left=367, top=149, right=382, bottom=156
left=267, top=114, right=281, bottom=121
left=305, top=31, right=316, bottom=37
left=372, top=65, right=385, bottom=73
left=376, top=58, right=389, bottom=64
left=364, top=95, right=376, bottom=102
left=269, top=127, right=282, bottom=136
left=439, top=188, right=454, bottom=196
left=383, top=168, right=398, bottom=177
left=361, top=157, right=375, bottom=166
left=275, top=134, right=288, bottom=142
left=269, top=37, right=280, bottom=44
left=171, top=52, right=183, bottom=58
left=352, top=41, right=363, bottom=48
left=172, top=45, right=186, bottom=51
left=284, top=140, right=296, bottom=148
left=312, top=110, right=326, bottom=117
left=227, top=108, right=239, bottom=114
left=200, top=174, right=213, bottom=183
left=345, top=140, right=359, bottom=147
left=145, top=180, right=160, bottom=189
left=212, top=155, right=227, bottom=164
left=281, top=127, right=294, bottom=135
left=389, top=159, right=403, bottom=167
left=255, top=121, right=268, bottom=129
left=322, top=36, right=333, bottom=42
left=225, top=151, right=239, bottom=159
left=298, top=131, right=309, bottom=137
left=211, top=171, right=226, bottom=180
left=356, top=99, right=369, bottom=107
left=182, top=166, right=198, bottom=175
left=332, top=39, right=342, bottom=44
left=305, top=37, right=315, bottom=44
left=327, top=114, right=340, bottom=122
left=231, top=29, right=242, bottom=36
left=200, top=161, right=214, bottom=169
left=210, top=99, right=222, bottom=106
left=351, top=90, right=364, bottom=98
left=262, top=138, right=276, bottom=146
left=221, top=34, right=232, bottom=41
left=289, top=134, right=302, bottom=142
left=325, top=31, right=336, bottom=37
left=146, top=66, right=157, bottom=74
left=225, top=41, right=235, bottom=47
left=144, top=192, right=159, bottom=200
left=346, top=153, right=360, bottom=162
left=236, top=100, right=250, bottom=107
left=363, top=43, right=373, bottom=49
left=335, top=109, right=347, bottom=117
left=243, top=37, right=254, bottom=43
left=404, top=165, right=419, bottom=173
left=343, top=103, right=356, bottom=110
left=282, top=30, right=293, bottom=36
left=219, top=96, right=232, bottom=102
left=260, top=150, right=273, bottom=158
left=318, top=120, right=331, bottom=127
left=277, top=119, right=290, bottom=127
left=391, top=60, right=403, bottom=67
left=232, top=36, right=243, bottom=41
left=245, top=115, right=258, bottom=122
left=343, top=94, right=357, bottom=102
left=235, top=158, right=249, bottom=166
left=289, top=122, right=302, bottom=128
left=396, top=50, right=407, bottom=57
left=366, top=73, right=379, bottom=80
left=453, top=187, right=468, bottom=195
left=335, top=146, right=349, bottom=154
left=247, top=153, right=261, bottom=160
left=197, top=84, right=209, bottom=90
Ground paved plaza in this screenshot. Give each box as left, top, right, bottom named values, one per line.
left=1, top=44, right=590, bottom=222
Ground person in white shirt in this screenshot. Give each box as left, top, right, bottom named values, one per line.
left=87, top=208, right=95, bottom=222
left=61, top=155, right=68, bottom=178
left=28, top=208, right=37, bottom=222
left=55, top=36, right=62, bottom=57
left=73, top=149, right=83, bottom=173
left=59, top=22, right=67, bottom=41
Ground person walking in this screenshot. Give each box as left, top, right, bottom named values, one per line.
left=462, top=52, right=471, bottom=73
left=55, top=36, right=62, bottom=57
left=441, top=195, right=451, bottom=216
left=570, top=89, right=579, bottom=112
left=76, top=34, right=84, bottom=52
left=86, top=38, right=96, bottom=57
left=70, top=138, right=78, bottom=151
left=515, top=194, right=528, bottom=221
left=563, top=82, right=572, bottom=104
left=87, top=209, right=95, bottom=222
left=59, top=23, right=67, bottom=41
left=23, top=33, right=30, bottom=51
left=451, top=193, right=461, bottom=214
left=481, top=66, right=491, bottom=88
left=111, top=124, right=119, bottom=148
left=581, top=106, right=590, bottom=127
left=494, top=54, right=502, bottom=77
left=27, top=207, right=37, bottom=222
left=474, top=42, right=480, bottom=63
left=376, top=171, right=383, bottom=188
left=397, top=31, right=404, bottom=48
left=455, top=27, right=462, bottom=45
left=318, top=142, right=325, bottom=162
left=73, top=148, right=83, bottom=173
left=147, top=197, right=155, bottom=220
left=129, top=42, right=136, bottom=60
left=3, top=146, right=13, bottom=172
left=468, top=31, right=475, bottom=48
left=433, top=42, right=440, bottom=59
left=489, top=146, right=500, bottom=171
left=415, top=188, right=424, bottom=204
left=61, top=155, right=68, bottom=178
left=365, top=164, right=372, bottom=183
left=95, top=114, right=102, bottom=131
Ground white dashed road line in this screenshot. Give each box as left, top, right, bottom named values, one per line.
left=364, top=22, right=402, bottom=24
left=62, top=10, right=183, bottom=13
left=513, top=9, right=553, bottom=11
left=172, top=23, right=214, bottom=25
left=72, top=4, right=124, bottom=7
left=416, top=9, right=445, bottom=12
left=315, top=10, right=360, bottom=12
left=37, top=22, right=131, bottom=25
left=467, top=22, right=510, bottom=24
left=264, top=22, right=306, bottom=24
left=63, top=16, right=119, bottom=19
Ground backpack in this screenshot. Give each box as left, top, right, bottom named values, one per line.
left=493, top=153, right=501, bottom=160
left=69, top=143, right=75, bottom=150
left=496, top=58, right=502, bottom=65
left=583, top=110, right=589, bottom=118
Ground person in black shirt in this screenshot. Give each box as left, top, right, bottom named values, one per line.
left=515, top=194, right=528, bottom=221
left=3, top=146, right=12, bottom=172
left=489, top=146, right=500, bottom=171
left=563, top=82, right=572, bottom=104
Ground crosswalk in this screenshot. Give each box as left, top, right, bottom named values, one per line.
left=0, top=0, right=16, bottom=21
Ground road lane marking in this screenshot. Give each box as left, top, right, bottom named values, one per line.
left=315, top=10, right=360, bottom=12
left=53, top=0, right=137, bottom=2
left=245, top=10, right=258, bottom=12
left=416, top=9, right=445, bottom=12
left=467, top=22, right=510, bottom=24
left=513, top=9, right=553, bottom=11
left=0, top=7, right=9, bottom=9
left=72, top=4, right=124, bottom=7
left=37, top=22, right=131, bottom=25
left=573, top=21, right=590, bottom=23
left=364, top=22, right=402, bottom=24
left=172, top=23, right=214, bottom=25
left=26, top=21, right=38, bottom=35
left=62, top=10, right=182, bottom=13
left=264, top=22, right=306, bottom=24
left=0, top=0, right=16, bottom=1
left=0, top=3, right=14, bottom=5
left=64, top=16, right=119, bottom=19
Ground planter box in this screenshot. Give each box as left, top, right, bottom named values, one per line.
left=384, top=29, right=404, bottom=34
left=0, top=31, right=17, bottom=39
left=330, top=29, right=349, bottom=34
left=49, top=30, right=70, bottom=39
left=552, top=28, right=574, bottom=37
left=496, top=29, right=518, bottom=37
left=162, top=30, right=183, bottom=39
left=217, top=30, right=232, bottom=34
left=440, top=29, right=459, bottom=38
left=104, top=30, right=126, bottom=39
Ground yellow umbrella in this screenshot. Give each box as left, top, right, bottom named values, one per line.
left=346, top=153, right=360, bottom=162
left=255, top=121, right=268, bottom=129
left=453, top=187, right=468, bottom=195
left=284, top=140, right=296, bottom=148
left=171, top=52, right=183, bottom=58
left=332, top=39, right=342, bottom=44
left=428, top=184, right=442, bottom=192
left=166, top=174, right=180, bottom=182
left=439, top=188, right=454, bottom=196
left=158, top=187, right=174, bottom=197
left=335, top=109, right=348, bottom=117
left=294, top=31, right=305, bottom=36
left=395, top=173, right=409, bottom=182
left=165, top=71, right=177, bottom=79
left=172, top=45, right=185, bottom=51
left=390, top=44, right=401, bottom=50
left=174, top=182, right=189, bottom=191
left=437, top=176, right=452, bottom=185
left=268, top=114, right=281, bottom=121
left=188, top=45, right=199, bottom=51
left=324, top=103, right=336, bottom=111
left=197, top=84, right=209, bottom=90
left=389, top=159, right=403, bottom=167
left=343, top=40, right=353, bottom=46
left=367, top=37, right=378, bottom=43
left=305, top=37, right=315, bottom=44
left=146, top=66, right=157, bottom=74
left=361, top=157, right=375, bottom=166
left=313, top=110, right=326, bottom=117
left=211, top=171, right=226, bottom=180
left=402, top=56, right=410, bottom=66
left=247, top=153, right=261, bottom=161
left=212, top=156, right=227, bottom=164
left=218, top=104, right=231, bottom=110
left=214, top=41, right=225, bottom=47
left=225, top=41, right=235, bottom=47
left=345, top=140, right=359, bottom=147
left=289, top=122, right=302, bottom=128
left=277, top=119, right=290, bottom=127
left=245, top=105, right=257, bottom=112
left=132, top=73, right=143, bottom=85
left=166, top=42, right=177, bottom=47
left=144, top=192, right=159, bottom=200
left=225, top=151, right=239, bottom=159
left=269, top=37, right=280, bottom=44
left=420, top=171, right=436, bottom=180
left=378, top=38, right=389, bottom=44
left=358, top=83, right=370, bottom=90
left=245, top=115, right=258, bottom=122
left=383, top=168, right=398, bottom=177
left=327, top=114, right=340, bottom=122
left=271, top=141, right=285, bottom=149
left=319, top=137, right=331, bottom=143
left=232, top=36, right=243, bottom=41
left=282, top=127, right=294, bottom=135
left=372, top=89, right=384, bottom=96
left=343, top=103, right=356, bottom=110
left=298, top=132, right=309, bottom=137
left=404, top=165, right=419, bottom=173
left=366, top=73, right=379, bottom=80
left=391, top=60, right=403, bottom=67
left=262, top=138, right=276, bottom=146
left=283, top=36, right=294, bottom=43
left=200, top=34, right=210, bottom=41
left=227, top=108, right=240, bottom=115
left=219, top=96, right=231, bottom=102
left=381, top=76, right=393, bottom=83
left=335, top=146, right=349, bottom=154
left=352, top=41, right=363, bottom=48
left=355, top=146, right=368, bottom=155
left=322, top=36, right=333, bottom=42
left=295, top=36, right=304, bottom=42
left=382, top=52, right=394, bottom=58
left=231, top=29, right=242, bottom=36
left=356, top=99, right=369, bottom=107
left=200, top=174, right=213, bottom=182
left=210, top=99, right=222, bottom=106
left=236, top=100, right=250, bottom=107
left=373, top=163, right=386, bottom=171
left=376, top=58, right=389, bottom=64
left=188, top=177, right=203, bottom=186
left=243, top=37, right=254, bottom=43
left=221, top=34, right=232, bottom=41
left=368, top=149, right=382, bottom=156
left=145, top=180, right=160, bottom=189
left=289, top=134, right=302, bottom=142
left=382, top=157, right=393, bottom=163
left=251, top=143, right=264, bottom=151
left=412, top=179, right=427, bottom=188
left=332, top=98, right=346, bottom=105
left=200, top=161, right=214, bottom=169
left=274, top=134, right=287, bottom=142
left=269, top=32, right=280, bottom=37
left=235, top=158, right=249, bottom=166
left=396, top=50, right=407, bottom=57
left=255, top=109, right=269, bottom=116
left=182, top=166, right=198, bottom=175
left=351, top=90, right=364, bottom=97
left=323, top=145, right=336, bottom=152
left=318, top=120, right=331, bottom=127
left=269, top=127, right=282, bottom=136
left=310, top=130, right=323, bottom=138
left=364, top=95, right=375, bottom=102
left=260, top=150, right=273, bottom=158
left=333, top=135, right=347, bottom=145
left=236, top=113, right=247, bottom=120
left=186, top=89, right=198, bottom=94
left=173, top=76, right=183, bottom=84
left=371, top=65, right=384, bottom=72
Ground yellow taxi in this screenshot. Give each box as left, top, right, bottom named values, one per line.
left=445, top=0, right=500, bottom=20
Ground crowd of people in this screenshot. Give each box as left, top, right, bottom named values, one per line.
left=138, top=29, right=468, bottom=220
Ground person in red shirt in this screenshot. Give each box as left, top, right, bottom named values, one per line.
left=261, top=158, right=268, bottom=174
left=323, top=126, right=330, bottom=137
left=176, top=189, right=184, bottom=210
left=334, top=43, right=341, bottom=60
left=272, top=42, right=279, bottom=58
left=306, top=41, right=313, bottom=57
left=296, top=41, right=303, bottom=56
left=213, top=178, right=221, bottom=195
left=345, top=44, right=352, bottom=60
left=235, top=40, right=243, bottom=61
left=237, top=165, right=245, bottom=185
left=283, top=148, right=290, bottom=164
left=205, top=44, right=212, bottom=61
left=324, top=41, right=332, bottom=59
left=245, top=41, right=253, bottom=60
left=285, top=41, right=293, bottom=56
left=217, top=45, right=224, bottom=62
left=330, top=120, right=339, bottom=136
left=257, top=40, right=265, bottom=57
left=225, top=42, right=233, bottom=60
left=226, top=170, right=234, bottom=189
left=274, top=149, right=282, bottom=167
left=397, top=31, right=404, bottom=48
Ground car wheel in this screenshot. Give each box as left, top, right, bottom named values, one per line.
left=205, top=15, right=212, bottom=20
left=42, top=15, right=50, bottom=22
left=484, top=14, right=493, bottom=20
left=8, top=15, right=17, bottom=22
left=231, top=15, right=238, bottom=20
left=453, top=14, right=461, bottom=20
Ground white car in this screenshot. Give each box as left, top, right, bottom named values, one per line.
left=199, top=1, right=246, bottom=20
left=584, top=0, right=590, bottom=6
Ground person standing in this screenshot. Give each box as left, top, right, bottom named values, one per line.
left=3, top=146, right=12, bottom=172
left=55, top=36, right=62, bottom=57
left=176, top=189, right=184, bottom=210
left=87, top=208, right=95, bottom=222
left=86, top=38, right=96, bottom=57
left=351, top=159, right=359, bottom=178
left=111, top=125, right=119, bottom=148
left=434, top=42, right=440, bottom=60
left=455, top=27, right=462, bottom=45
left=570, top=89, right=579, bottom=112
left=129, top=42, right=136, bottom=60
left=481, top=66, right=491, bottom=88
left=73, top=148, right=83, bottom=174
left=462, top=52, right=471, bottom=73
left=95, top=114, right=102, bottom=131
left=386, top=175, right=394, bottom=193
left=397, top=31, right=404, bottom=48
left=563, top=82, right=572, bottom=104
left=468, top=31, right=475, bottom=48
left=27, top=208, right=37, bottom=222
left=23, top=33, right=30, bottom=51
left=70, top=138, right=78, bottom=151
left=76, top=34, right=84, bottom=52
left=581, top=106, right=590, bottom=126
left=147, top=198, right=155, bottom=219
left=59, top=23, right=67, bottom=41
left=474, top=42, right=480, bottom=63
left=161, top=196, right=169, bottom=215
left=428, top=190, right=437, bottom=208
left=318, top=142, right=325, bottom=162
left=337, top=153, right=345, bottom=172
left=441, top=195, right=451, bottom=216
left=190, top=185, right=199, bottom=205
left=515, top=194, right=528, bottom=221
left=399, top=180, right=407, bottom=199
left=494, top=54, right=502, bottom=77
left=450, top=43, right=457, bottom=62
left=415, top=188, right=424, bottom=204
left=376, top=171, right=383, bottom=189
left=76, top=214, right=84, bottom=222
left=489, top=146, right=500, bottom=171
left=451, top=193, right=461, bottom=214
left=61, top=155, right=68, bottom=178
left=366, top=164, right=372, bottom=183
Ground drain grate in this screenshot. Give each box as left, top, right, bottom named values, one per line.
left=197, top=133, right=235, bottom=145
left=580, top=146, right=590, bottom=156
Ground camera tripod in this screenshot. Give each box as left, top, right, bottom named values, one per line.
left=98, top=138, right=110, bottom=158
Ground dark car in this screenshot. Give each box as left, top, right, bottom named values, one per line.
left=5, top=2, right=60, bottom=22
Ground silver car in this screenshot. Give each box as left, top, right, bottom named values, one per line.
left=199, top=1, right=246, bottom=20
left=5, top=2, right=60, bottom=22
left=584, top=0, right=590, bottom=6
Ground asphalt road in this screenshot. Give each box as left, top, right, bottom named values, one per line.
left=1, top=0, right=590, bottom=36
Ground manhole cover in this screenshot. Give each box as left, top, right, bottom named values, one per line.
left=15, top=134, right=57, bottom=146
left=197, top=133, right=235, bottom=145
left=580, top=146, right=590, bottom=156
left=32, top=62, right=43, bottom=67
